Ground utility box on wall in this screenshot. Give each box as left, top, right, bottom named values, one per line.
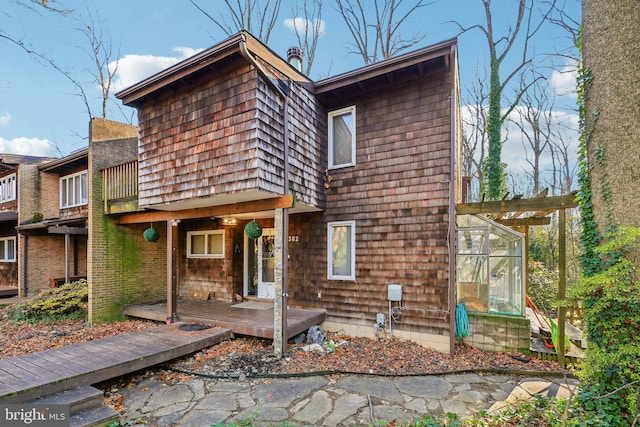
left=388, top=283, right=402, bottom=301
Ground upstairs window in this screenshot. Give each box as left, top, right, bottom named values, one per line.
left=0, top=237, right=16, bottom=262
left=187, top=230, right=225, bottom=259
left=328, top=220, right=356, bottom=281
left=0, top=174, right=16, bottom=202
left=60, top=171, right=88, bottom=208
left=328, top=106, right=356, bottom=169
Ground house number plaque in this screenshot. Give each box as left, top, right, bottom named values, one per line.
left=288, top=235, right=299, bottom=242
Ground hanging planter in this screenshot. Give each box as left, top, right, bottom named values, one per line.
left=244, top=220, right=263, bottom=239
left=143, top=225, right=159, bottom=242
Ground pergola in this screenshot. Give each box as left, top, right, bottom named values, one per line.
left=456, top=190, right=578, bottom=366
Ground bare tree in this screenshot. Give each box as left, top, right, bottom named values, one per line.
left=451, top=0, right=556, bottom=200
left=461, top=68, right=490, bottom=201
left=191, top=0, right=282, bottom=44
left=508, top=73, right=554, bottom=196
left=289, top=0, right=324, bottom=76
left=76, top=11, right=120, bottom=119
left=335, top=0, right=430, bottom=65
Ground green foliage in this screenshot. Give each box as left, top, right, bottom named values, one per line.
left=485, top=57, right=507, bottom=201
left=570, top=226, right=640, bottom=424
left=5, top=279, right=88, bottom=324
left=528, top=261, right=559, bottom=313
left=575, top=28, right=603, bottom=277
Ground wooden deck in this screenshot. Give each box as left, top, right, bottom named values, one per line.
left=124, top=299, right=326, bottom=340
left=0, top=286, right=18, bottom=298
left=0, top=323, right=232, bottom=402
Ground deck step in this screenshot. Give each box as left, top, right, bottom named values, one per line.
left=26, top=386, right=119, bottom=427
left=26, top=386, right=104, bottom=412
left=70, top=404, right=119, bottom=427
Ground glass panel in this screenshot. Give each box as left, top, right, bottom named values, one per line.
left=74, top=175, right=81, bottom=205
left=80, top=173, right=88, bottom=203
left=207, top=233, right=223, bottom=255
left=0, top=241, right=5, bottom=260
left=7, top=239, right=14, bottom=260
left=190, top=235, right=206, bottom=255
left=332, top=112, right=353, bottom=165
left=456, top=255, right=488, bottom=312
left=488, top=256, right=523, bottom=315
left=331, top=224, right=352, bottom=276
left=61, top=179, right=68, bottom=207
left=457, top=229, right=487, bottom=255
left=489, top=225, right=522, bottom=256
left=261, top=235, right=275, bottom=283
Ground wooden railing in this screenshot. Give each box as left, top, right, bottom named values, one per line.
left=102, top=160, right=138, bottom=213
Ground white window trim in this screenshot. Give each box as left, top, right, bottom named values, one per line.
left=59, top=170, right=88, bottom=209
left=0, top=236, right=16, bottom=262
left=0, top=174, right=16, bottom=203
left=187, top=230, right=225, bottom=259
left=328, top=105, right=356, bottom=169
left=327, top=220, right=356, bottom=281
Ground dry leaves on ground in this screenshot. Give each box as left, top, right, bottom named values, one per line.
left=0, top=313, right=566, bottom=379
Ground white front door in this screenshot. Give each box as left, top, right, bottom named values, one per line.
left=257, top=229, right=275, bottom=298
left=244, top=228, right=275, bottom=299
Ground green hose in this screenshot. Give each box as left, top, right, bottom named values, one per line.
left=455, top=303, right=470, bottom=340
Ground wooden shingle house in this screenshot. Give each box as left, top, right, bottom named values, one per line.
left=96, top=31, right=462, bottom=354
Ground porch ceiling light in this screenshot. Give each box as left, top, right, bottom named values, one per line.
left=222, top=217, right=238, bottom=226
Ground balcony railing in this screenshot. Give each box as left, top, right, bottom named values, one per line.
left=102, top=160, right=139, bottom=214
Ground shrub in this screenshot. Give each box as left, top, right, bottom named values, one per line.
left=5, top=279, right=88, bottom=323
left=570, top=226, right=640, bottom=425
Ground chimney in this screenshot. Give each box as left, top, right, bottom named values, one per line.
left=287, top=47, right=303, bottom=72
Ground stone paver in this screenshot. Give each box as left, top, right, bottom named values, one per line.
left=117, top=372, right=577, bottom=426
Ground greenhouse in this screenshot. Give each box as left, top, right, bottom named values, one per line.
left=456, top=214, right=525, bottom=316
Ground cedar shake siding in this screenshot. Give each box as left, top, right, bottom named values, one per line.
left=130, top=39, right=323, bottom=212
left=285, top=62, right=455, bottom=337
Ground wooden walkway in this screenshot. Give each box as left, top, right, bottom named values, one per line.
left=124, top=299, right=326, bottom=340
left=0, top=323, right=232, bottom=402
left=0, top=286, right=18, bottom=298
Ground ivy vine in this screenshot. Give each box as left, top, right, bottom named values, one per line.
left=575, top=29, right=604, bottom=277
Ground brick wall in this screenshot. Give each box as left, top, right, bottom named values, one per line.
left=88, top=119, right=166, bottom=323
left=463, top=312, right=531, bottom=354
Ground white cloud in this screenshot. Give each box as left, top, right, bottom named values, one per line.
left=0, top=137, right=57, bottom=157
left=0, top=113, right=10, bottom=126
left=110, top=46, right=204, bottom=92
left=283, top=17, right=326, bottom=37
left=551, top=62, right=578, bottom=98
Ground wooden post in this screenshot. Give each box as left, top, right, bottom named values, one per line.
left=557, top=208, right=567, bottom=366
left=167, top=220, right=179, bottom=323
left=273, top=208, right=286, bottom=357
left=64, top=233, right=70, bottom=284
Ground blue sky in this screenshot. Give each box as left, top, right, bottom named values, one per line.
left=1, top=0, right=581, bottom=183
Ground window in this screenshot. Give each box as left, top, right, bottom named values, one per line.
left=0, top=174, right=16, bottom=202
left=328, top=106, right=356, bottom=169
left=0, top=237, right=16, bottom=262
left=328, top=221, right=355, bottom=280
left=187, top=230, right=225, bottom=258
left=60, top=171, right=88, bottom=208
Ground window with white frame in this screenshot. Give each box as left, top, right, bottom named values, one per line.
left=60, top=171, right=88, bottom=208
left=0, top=174, right=16, bottom=202
left=328, top=220, right=355, bottom=280
left=187, top=230, right=225, bottom=258
left=0, top=237, right=16, bottom=262
left=328, top=106, right=356, bottom=169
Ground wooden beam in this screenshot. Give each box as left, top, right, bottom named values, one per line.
left=496, top=217, right=552, bottom=227
left=117, top=195, right=295, bottom=225
left=47, top=226, right=88, bottom=235
left=456, top=192, right=577, bottom=215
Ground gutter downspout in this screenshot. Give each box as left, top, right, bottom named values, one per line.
left=239, top=39, right=290, bottom=357
left=448, top=44, right=459, bottom=356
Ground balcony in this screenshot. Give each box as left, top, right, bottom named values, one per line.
left=102, top=160, right=139, bottom=214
